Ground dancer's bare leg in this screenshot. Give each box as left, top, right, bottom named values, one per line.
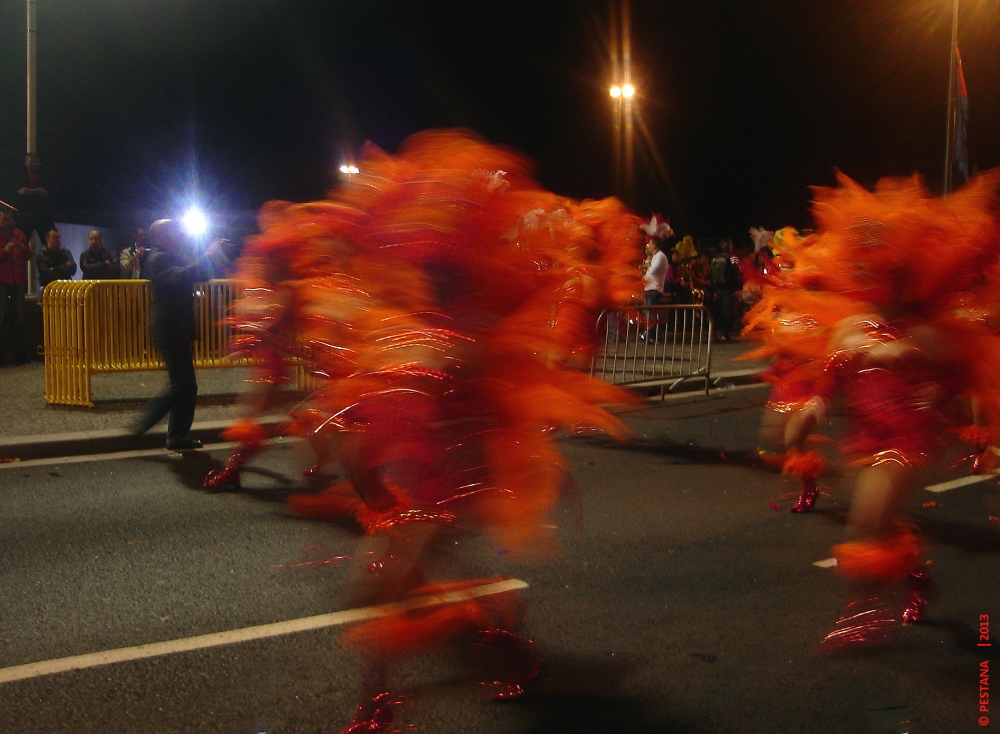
left=778, top=405, right=825, bottom=511
left=967, top=396, right=999, bottom=474
left=847, top=464, right=920, bottom=539
left=345, top=521, right=441, bottom=608
left=783, top=407, right=818, bottom=453
left=759, top=407, right=790, bottom=451
left=820, top=462, right=929, bottom=650
left=339, top=521, right=442, bottom=732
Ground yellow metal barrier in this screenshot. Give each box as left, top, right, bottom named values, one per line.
left=42, top=279, right=303, bottom=407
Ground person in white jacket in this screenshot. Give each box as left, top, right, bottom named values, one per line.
left=642, top=239, right=671, bottom=306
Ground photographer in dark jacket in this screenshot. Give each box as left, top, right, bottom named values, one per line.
left=129, top=219, right=228, bottom=450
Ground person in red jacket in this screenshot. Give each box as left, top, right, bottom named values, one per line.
left=0, top=208, right=31, bottom=364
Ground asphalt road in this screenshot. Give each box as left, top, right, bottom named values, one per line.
left=0, top=384, right=997, bottom=734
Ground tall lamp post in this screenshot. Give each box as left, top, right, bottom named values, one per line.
left=942, top=0, right=959, bottom=195
left=610, top=83, right=636, bottom=199
left=25, top=0, right=38, bottom=294
left=608, top=0, right=636, bottom=203
left=27, top=0, right=36, bottom=156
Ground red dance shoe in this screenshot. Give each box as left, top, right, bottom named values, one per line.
left=203, top=447, right=251, bottom=491
left=473, top=629, right=543, bottom=701
left=782, top=449, right=824, bottom=512
left=336, top=692, right=396, bottom=734
left=789, top=478, right=818, bottom=513
left=817, top=591, right=902, bottom=653
left=901, top=568, right=934, bottom=625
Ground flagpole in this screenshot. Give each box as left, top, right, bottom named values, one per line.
left=943, top=0, right=959, bottom=195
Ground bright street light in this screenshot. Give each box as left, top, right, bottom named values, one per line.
left=609, top=84, right=635, bottom=100
left=182, top=206, right=208, bottom=237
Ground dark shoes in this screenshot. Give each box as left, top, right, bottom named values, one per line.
left=127, top=421, right=202, bottom=450
left=166, top=436, right=204, bottom=451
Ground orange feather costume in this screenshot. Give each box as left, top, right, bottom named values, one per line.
left=211, top=130, right=642, bottom=729
left=745, top=171, right=1000, bottom=467
left=744, top=170, right=1000, bottom=648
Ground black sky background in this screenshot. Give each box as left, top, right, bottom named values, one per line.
left=1, top=0, right=998, bottom=239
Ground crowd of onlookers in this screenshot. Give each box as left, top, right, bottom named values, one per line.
left=640, top=218, right=780, bottom=343
left=0, top=153, right=153, bottom=365
left=3, top=157, right=787, bottom=367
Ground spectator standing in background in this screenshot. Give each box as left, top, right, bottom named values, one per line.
left=641, top=238, right=672, bottom=343
left=35, top=228, right=76, bottom=291
left=709, top=238, right=743, bottom=342
left=689, top=250, right=711, bottom=305
left=80, top=230, right=117, bottom=280
left=642, top=238, right=670, bottom=306
left=119, top=227, right=148, bottom=279
left=13, top=153, right=54, bottom=247
left=0, top=209, right=31, bottom=364
left=666, top=249, right=692, bottom=304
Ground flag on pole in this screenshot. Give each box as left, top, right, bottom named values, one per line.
left=954, top=47, right=970, bottom=183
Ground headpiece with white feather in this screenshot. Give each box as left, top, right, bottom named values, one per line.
left=640, top=213, right=674, bottom=240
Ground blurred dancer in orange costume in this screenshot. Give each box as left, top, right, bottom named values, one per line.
left=744, top=170, right=1000, bottom=650
left=212, top=131, right=643, bottom=730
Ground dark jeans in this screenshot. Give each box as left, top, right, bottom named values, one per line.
left=643, top=290, right=663, bottom=341
left=711, top=286, right=733, bottom=338
left=137, top=336, right=198, bottom=440
left=0, top=284, right=27, bottom=362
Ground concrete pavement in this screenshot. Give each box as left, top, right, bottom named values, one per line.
left=0, top=340, right=768, bottom=462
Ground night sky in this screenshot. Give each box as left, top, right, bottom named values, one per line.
left=1, top=0, right=998, bottom=240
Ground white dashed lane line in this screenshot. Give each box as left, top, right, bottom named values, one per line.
left=924, top=472, right=1000, bottom=493
left=0, top=578, right=529, bottom=684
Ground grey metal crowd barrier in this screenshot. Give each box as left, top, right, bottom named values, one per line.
left=590, top=304, right=714, bottom=396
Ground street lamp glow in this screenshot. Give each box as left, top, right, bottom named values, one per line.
left=621, top=83, right=635, bottom=99
left=182, top=207, right=208, bottom=237
left=609, top=85, right=622, bottom=98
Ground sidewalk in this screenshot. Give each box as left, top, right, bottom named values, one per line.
left=0, top=363, right=256, bottom=461
left=0, top=338, right=768, bottom=461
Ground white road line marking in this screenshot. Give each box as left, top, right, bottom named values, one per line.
left=924, top=472, right=1000, bottom=493
left=0, top=439, right=309, bottom=470
left=813, top=558, right=838, bottom=568
left=0, top=437, right=306, bottom=471
left=0, top=443, right=238, bottom=470
left=0, top=578, right=528, bottom=685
